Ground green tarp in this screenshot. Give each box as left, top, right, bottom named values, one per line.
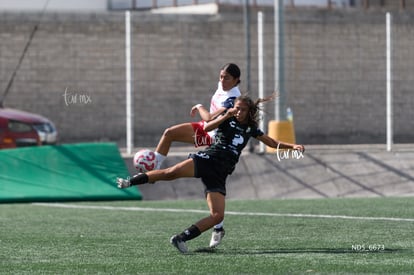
left=0, top=143, right=141, bottom=203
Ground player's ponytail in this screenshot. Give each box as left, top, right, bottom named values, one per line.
left=236, top=92, right=277, bottom=128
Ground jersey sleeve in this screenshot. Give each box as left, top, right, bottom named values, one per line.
left=221, top=96, right=237, bottom=109
left=251, top=127, right=264, bottom=138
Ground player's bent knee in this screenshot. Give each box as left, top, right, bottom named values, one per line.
left=163, top=127, right=180, bottom=139
left=211, top=212, right=224, bottom=224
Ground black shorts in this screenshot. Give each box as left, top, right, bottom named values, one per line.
left=189, top=152, right=231, bottom=196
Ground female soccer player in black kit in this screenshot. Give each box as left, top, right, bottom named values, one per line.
left=117, top=95, right=305, bottom=253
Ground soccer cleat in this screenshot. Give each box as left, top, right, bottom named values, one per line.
left=116, top=177, right=131, bottom=189
left=170, top=235, right=188, bottom=253
left=209, top=228, right=225, bottom=248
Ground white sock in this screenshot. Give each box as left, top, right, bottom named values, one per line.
left=154, top=152, right=166, bottom=169
left=213, top=221, right=224, bottom=230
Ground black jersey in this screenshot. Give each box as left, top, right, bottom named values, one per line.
left=202, top=116, right=264, bottom=169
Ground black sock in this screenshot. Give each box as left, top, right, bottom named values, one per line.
left=214, top=227, right=224, bottom=232
left=130, top=173, right=149, bottom=186
left=179, top=225, right=201, bottom=242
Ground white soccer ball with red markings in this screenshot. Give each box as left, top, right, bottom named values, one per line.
left=133, top=149, right=156, bottom=173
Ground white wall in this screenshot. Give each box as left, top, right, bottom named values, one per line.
left=0, top=0, right=351, bottom=12
left=0, top=0, right=108, bottom=12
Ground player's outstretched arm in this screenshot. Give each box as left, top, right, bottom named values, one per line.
left=256, top=134, right=305, bottom=152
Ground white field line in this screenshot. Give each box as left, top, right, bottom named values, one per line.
left=33, top=203, right=414, bottom=223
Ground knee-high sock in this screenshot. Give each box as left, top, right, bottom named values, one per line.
left=154, top=152, right=166, bottom=169
left=130, top=173, right=149, bottom=186
left=179, top=225, right=201, bottom=242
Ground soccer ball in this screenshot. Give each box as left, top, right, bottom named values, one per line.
left=133, top=149, right=156, bottom=173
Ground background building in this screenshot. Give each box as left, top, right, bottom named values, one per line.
left=0, top=1, right=413, bottom=146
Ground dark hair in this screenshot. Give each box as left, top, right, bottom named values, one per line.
left=221, top=63, right=241, bottom=85
left=235, top=93, right=277, bottom=128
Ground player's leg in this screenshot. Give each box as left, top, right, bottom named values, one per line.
left=208, top=192, right=226, bottom=248
left=197, top=192, right=225, bottom=232
left=154, top=121, right=213, bottom=170
left=154, top=123, right=195, bottom=169
left=170, top=192, right=225, bottom=253
left=147, top=158, right=195, bottom=182
left=155, top=123, right=195, bottom=155
left=117, top=158, right=195, bottom=187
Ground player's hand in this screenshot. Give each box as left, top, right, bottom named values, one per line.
left=190, top=104, right=202, bottom=117
left=293, top=144, right=305, bottom=153
left=225, top=107, right=237, bottom=117
left=190, top=107, right=197, bottom=117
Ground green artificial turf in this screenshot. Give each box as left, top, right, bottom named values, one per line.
left=1, top=197, right=413, bottom=274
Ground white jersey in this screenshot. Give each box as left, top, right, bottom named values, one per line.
left=207, top=82, right=241, bottom=137
left=209, top=82, right=241, bottom=113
